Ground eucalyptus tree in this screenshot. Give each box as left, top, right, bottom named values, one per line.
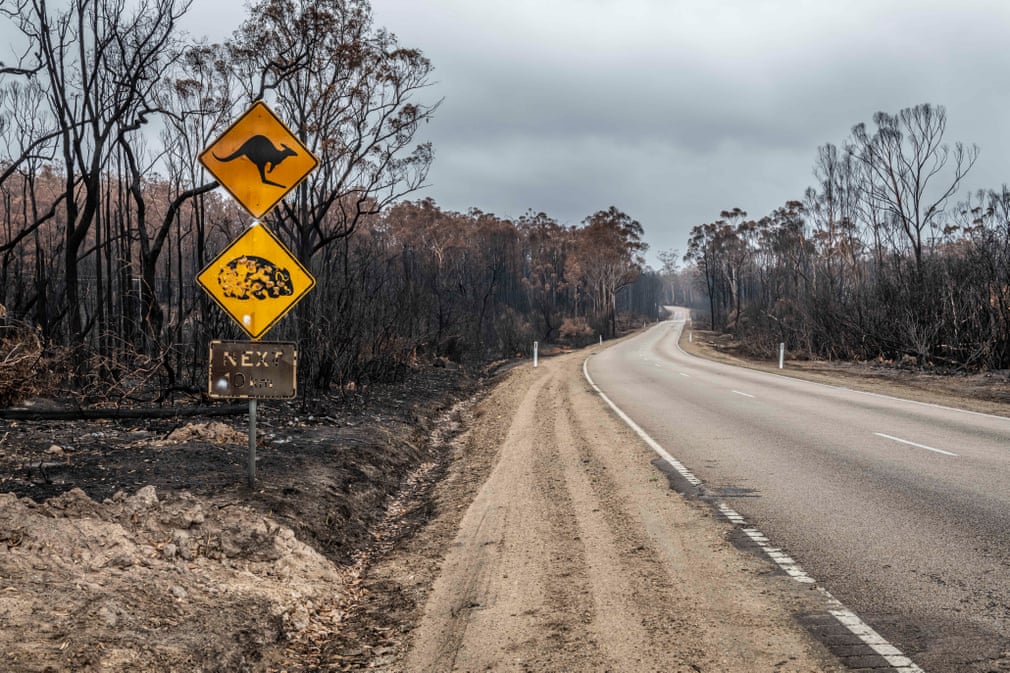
left=517, top=210, right=572, bottom=341
left=569, top=207, right=647, bottom=338
left=6, top=0, right=191, bottom=350
left=0, top=78, right=61, bottom=331
left=685, top=221, right=725, bottom=331
left=229, top=0, right=437, bottom=258
left=850, top=103, right=978, bottom=271
left=145, top=42, right=241, bottom=351
left=805, top=143, right=863, bottom=289
left=719, top=208, right=754, bottom=331
left=227, top=0, right=438, bottom=387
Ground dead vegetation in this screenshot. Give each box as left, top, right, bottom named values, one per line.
left=0, top=317, right=70, bottom=408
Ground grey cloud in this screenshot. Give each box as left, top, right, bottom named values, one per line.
left=179, top=0, right=1010, bottom=266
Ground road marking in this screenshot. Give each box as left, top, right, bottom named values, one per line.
left=741, top=527, right=813, bottom=584
left=583, top=356, right=925, bottom=673
left=731, top=390, right=754, bottom=398
left=584, top=361, right=700, bottom=489
left=679, top=372, right=690, bottom=377
left=716, top=502, right=745, bottom=524
left=668, top=319, right=1010, bottom=423
left=874, top=432, right=958, bottom=457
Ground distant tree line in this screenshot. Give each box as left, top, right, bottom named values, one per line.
left=0, top=0, right=656, bottom=402
left=683, top=102, right=1010, bottom=370
left=301, top=201, right=654, bottom=390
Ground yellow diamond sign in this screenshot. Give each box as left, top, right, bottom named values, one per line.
left=197, top=223, right=315, bottom=340
left=199, top=101, right=319, bottom=219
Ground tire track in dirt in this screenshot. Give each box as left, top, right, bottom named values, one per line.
left=402, top=364, right=573, bottom=670
left=397, top=347, right=849, bottom=672
left=547, top=366, right=703, bottom=671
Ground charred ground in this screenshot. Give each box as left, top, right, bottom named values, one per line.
left=0, top=360, right=484, bottom=672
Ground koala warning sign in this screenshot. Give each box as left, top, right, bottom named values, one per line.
left=197, top=222, right=315, bottom=340
left=199, top=101, right=319, bottom=218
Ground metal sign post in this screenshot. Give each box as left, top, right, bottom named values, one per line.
left=248, top=398, right=257, bottom=487
left=207, top=340, right=298, bottom=488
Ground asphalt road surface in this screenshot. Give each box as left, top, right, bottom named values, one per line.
left=586, top=313, right=1010, bottom=673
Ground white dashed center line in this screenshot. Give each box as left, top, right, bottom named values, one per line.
left=874, top=432, right=958, bottom=457
left=732, top=390, right=755, bottom=398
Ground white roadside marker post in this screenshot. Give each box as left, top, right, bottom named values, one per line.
left=779, top=342, right=785, bottom=369
left=533, top=341, right=539, bottom=368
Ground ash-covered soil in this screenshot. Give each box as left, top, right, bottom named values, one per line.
left=0, top=363, right=483, bottom=673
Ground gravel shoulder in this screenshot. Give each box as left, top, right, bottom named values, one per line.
left=371, top=342, right=846, bottom=672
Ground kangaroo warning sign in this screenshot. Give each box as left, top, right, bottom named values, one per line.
left=199, top=101, right=319, bottom=218
left=197, top=222, right=315, bottom=340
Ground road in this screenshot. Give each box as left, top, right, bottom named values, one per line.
left=585, top=314, right=1010, bottom=672
left=398, top=335, right=845, bottom=672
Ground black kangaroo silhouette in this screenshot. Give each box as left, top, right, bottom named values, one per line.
left=213, top=135, right=298, bottom=188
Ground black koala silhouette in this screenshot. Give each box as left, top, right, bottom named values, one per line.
left=217, top=256, right=294, bottom=300
left=213, top=135, right=298, bottom=188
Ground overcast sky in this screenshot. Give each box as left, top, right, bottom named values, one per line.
left=191, top=1, right=1010, bottom=267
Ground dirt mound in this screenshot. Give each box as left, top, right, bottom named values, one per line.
left=157, top=421, right=248, bottom=445
left=0, top=485, right=351, bottom=672
left=0, top=363, right=480, bottom=672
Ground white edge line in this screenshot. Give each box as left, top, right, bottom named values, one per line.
left=583, top=359, right=699, bottom=487
left=583, top=354, right=925, bottom=673
left=874, top=432, right=958, bottom=457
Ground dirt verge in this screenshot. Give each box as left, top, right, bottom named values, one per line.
left=0, top=363, right=480, bottom=672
